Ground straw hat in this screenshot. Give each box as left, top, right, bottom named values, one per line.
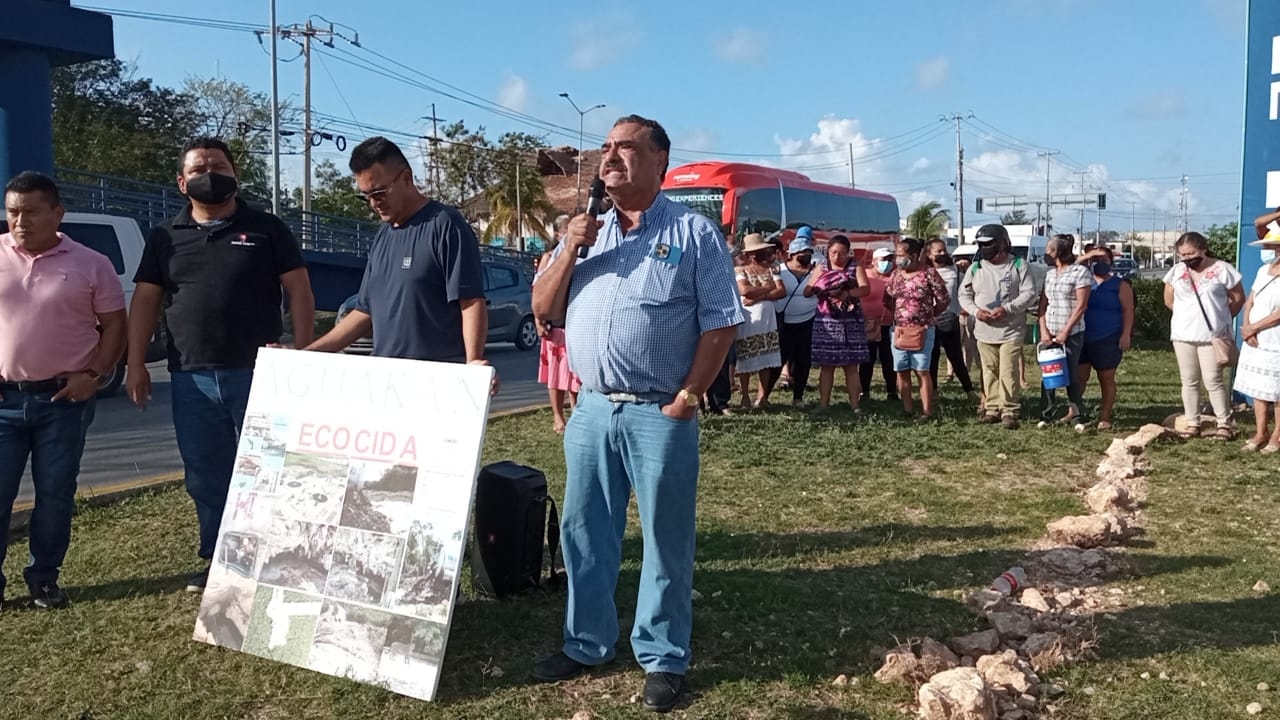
left=741, top=233, right=774, bottom=253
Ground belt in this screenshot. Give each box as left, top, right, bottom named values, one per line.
left=591, top=389, right=670, bottom=404
left=0, top=378, right=66, bottom=393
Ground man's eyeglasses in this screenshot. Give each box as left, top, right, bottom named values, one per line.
left=357, top=185, right=393, bottom=203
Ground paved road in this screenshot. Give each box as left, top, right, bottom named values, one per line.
left=15, top=344, right=543, bottom=509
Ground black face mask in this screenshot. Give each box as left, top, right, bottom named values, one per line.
left=185, top=172, right=238, bottom=205
left=1184, top=255, right=1204, bottom=270
left=795, top=254, right=812, bottom=267
left=977, top=244, right=998, bottom=261
left=1091, top=261, right=1112, bottom=276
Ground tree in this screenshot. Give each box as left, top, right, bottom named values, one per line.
left=1001, top=210, right=1029, bottom=225
left=290, top=160, right=371, bottom=221
left=482, top=132, right=555, bottom=249
left=52, top=59, right=201, bottom=184
left=182, top=76, right=298, bottom=201
left=905, top=201, right=950, bottom=239
left=436, top=121, right=495, bottom=208
left=1205, top=221, right=1239, bottom=265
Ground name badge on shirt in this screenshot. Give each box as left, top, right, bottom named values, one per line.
left=650, top=241, right=682, bottom=265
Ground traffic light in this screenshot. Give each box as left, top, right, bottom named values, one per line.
left=975, top=198, right=984, bottom=213
left=1097, top=193, right=1107, bottom=210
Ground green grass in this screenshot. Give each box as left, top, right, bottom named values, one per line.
left=4, top=349, right=1279, bottom=719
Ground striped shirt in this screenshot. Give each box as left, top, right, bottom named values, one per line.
left=561, top=194, right=743, bottom=396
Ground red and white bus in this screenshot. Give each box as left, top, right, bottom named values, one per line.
left=661, top=161, right=900, bottom=260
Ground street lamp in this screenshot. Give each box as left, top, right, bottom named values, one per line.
left=559, top=92, right=606, bottom=211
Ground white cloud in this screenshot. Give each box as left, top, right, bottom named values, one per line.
left=497, top=74, right=530, bottom=113
left=715, top=27, right=763, bottom=63
left=915, top=56, right=950, bottom=91
left=1127, top=91, right=1187, bottom=120
left=569, top=14, right=640, bottom=70
left=911, top=157, right=932, bottom=173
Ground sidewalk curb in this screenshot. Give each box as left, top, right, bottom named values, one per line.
left=10, top=471, right=185, bottom=534
left=8, top=404, right=550, bottom=534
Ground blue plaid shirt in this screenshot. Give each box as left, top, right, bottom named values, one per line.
left=560, top=193, right=742, bottom=396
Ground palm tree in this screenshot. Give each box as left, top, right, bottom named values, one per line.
left=905, top=201, right=950, bottom=239
left=1001, top=210, right=1029, bottom=225
left=482, top=152, right=556, bottom=250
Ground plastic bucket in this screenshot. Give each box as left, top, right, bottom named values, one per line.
left=1038, top=345, right=1068, bottom=390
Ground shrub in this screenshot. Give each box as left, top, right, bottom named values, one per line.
left=1130, top=277, right=1171, bottom=345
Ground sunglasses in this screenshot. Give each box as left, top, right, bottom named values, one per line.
left=356, top=167, right=408, bottom=203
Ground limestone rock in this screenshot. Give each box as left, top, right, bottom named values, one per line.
left=920, top=638, right=961, bottom=676
left=571, top=712, right=594, bottom=720
left=876, top=645, right=923, bottom=685
left=976, top=650, right=1039, bottom=695
left=987, top=611, right=1034, bottom=640
left=950, top=630, right=1001, bottom=657
left=917, top=667, right=997, bottom=720
left=832, top=674, right=850, bottom=686
left=1125, top=423, right=1171, bottom=449
left=1247, top=702, right=1263, bottom=716
left=1054, top=591, right=1076, bottom=609
left=1254, top=580, right=1272, bottom=594
left=1104, top=438, right=1142, bottom=460
left=1096, top=455, right=1144, bottom=481
left=1018, top=588, right=1051, bottom=613
left=1085, top=480, right=1137, bottom=514
left=1047, top=515, right=1118, bottom=548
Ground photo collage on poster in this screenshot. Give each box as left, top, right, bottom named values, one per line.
left=193, top=407, right=475, bottom=702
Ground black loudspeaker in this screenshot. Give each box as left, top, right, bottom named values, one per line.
left=471, top=461, right=561, bottom=598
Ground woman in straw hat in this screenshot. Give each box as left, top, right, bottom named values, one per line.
left=1235, top=216, right=1280, bottom=452
left=734, top=233, right=785, bottom=408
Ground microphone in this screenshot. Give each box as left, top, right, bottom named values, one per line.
left=578, top=178, right=607, bottom=259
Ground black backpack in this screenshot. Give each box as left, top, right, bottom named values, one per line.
left=470, top=461, right=563, bottom=597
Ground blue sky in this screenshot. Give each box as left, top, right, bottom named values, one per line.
left=79, top=0, right=1247, bottom=231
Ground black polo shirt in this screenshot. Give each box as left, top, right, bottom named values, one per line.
left=134, top=200, right=305, bottom=371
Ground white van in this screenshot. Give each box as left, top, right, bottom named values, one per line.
left=2, top=213, right=165, bottom=395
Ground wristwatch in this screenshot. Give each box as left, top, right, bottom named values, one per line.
left=676, top=388, right=700, bottom=407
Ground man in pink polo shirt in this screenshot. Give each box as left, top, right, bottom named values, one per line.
left=0, top=171, right=127, bottom=610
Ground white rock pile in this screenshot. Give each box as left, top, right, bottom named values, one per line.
left=869, top=424, right=1173, bottom=720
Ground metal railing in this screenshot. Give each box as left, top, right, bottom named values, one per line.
left=53, top=168, right=537, bottom=272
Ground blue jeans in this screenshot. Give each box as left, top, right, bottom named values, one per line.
left=560, top=390, right=700, bottom=674
left=171, top=369, right=252, bottom=559
left=0, top=389, right=96, bottom=595
left=891, top=326, right=937, bottom=372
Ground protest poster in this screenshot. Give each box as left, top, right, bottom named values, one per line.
left=192, top=348, right=493, bottom=701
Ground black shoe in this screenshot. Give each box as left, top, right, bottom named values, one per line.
left=29, top=582, right=68, bottom=609
left=531, top=651, right=590, bottom=683
left=186, top=566, right=210, bottom=593
left=642, top=672, right=686, bottom=713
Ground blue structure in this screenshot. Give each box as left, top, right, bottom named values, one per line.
left=0, top=0, right=113, bottom=179
left=1240, top=2, right=1280, bottom=292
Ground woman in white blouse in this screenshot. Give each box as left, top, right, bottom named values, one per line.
left=1162, top=232, right=1246, bottom=440
left=1235, top=231, right=1280, bottom=451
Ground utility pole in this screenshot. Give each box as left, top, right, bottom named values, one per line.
left=515, top=159, right=522, bottom=252
left=268, top=0, right=280, bottom=216
left=1152, top=208, right=1158, bottom=261
left=848, top=143, right=856, bottom=188
left=1178, top=174, right=1189, bottom=234
left=279, top=19, right=359, bottom=220
left=1129, top=201, right=1136, bottom=261
left=1076, top=171, right=1089, bottom=241
left=1037, top=150, right=1060, bottom=234
left=421, top=103, right=445, bottom=197
left=944, top=113, right=971, bottom=241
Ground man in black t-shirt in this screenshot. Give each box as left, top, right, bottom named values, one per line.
left=126, top=137, right=315, bottom=591
left=307, top=137, right=496, bottom=391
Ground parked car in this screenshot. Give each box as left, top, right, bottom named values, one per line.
left=334, top=260, right=539, bottom=355
left=1111, top=257, right=1138, bottom=280
left=1, top=213, right=166, bottom=397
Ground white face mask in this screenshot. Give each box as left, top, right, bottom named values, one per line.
left=1263, top=249, right=1277, bottom=264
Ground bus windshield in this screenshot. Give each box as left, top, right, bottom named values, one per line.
left=662, top=188, right=724, bottom=225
